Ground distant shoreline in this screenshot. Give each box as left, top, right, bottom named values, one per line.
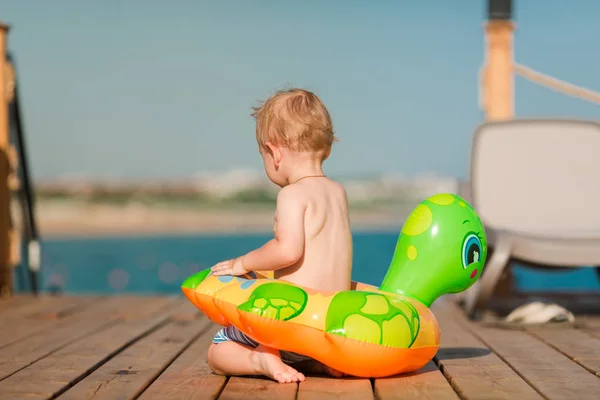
left=28, top=200, right=411, bottom=239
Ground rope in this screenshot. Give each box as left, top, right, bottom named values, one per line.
left=514, top=63, right=600, bottom=105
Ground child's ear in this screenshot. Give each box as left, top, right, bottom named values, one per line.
left=265, top=141, right=283, bottom=167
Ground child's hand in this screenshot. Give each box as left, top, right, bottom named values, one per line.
left=211, top=257, right=248, bottom=276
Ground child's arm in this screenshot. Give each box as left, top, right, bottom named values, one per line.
left=211, top=186, right=306, bottom=276
left=242, top=186, right=306, bottom=271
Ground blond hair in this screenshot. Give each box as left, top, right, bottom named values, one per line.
left=251, top=88, right=337, bottom=155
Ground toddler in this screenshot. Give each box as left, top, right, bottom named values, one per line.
left=207, top=88, right=353, bottom=383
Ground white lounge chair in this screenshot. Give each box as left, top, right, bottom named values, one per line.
left=462, top=119, right=600, bottom=319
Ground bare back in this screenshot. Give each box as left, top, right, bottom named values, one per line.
left=274, top=178, right=353, bottom=292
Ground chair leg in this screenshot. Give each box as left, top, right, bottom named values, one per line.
left=463, top=236, right=511, bottom=320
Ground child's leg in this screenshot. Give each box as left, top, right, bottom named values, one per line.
left=208, top=342, right=305, bottom=383
left=208, top=327, right=305, bottom=383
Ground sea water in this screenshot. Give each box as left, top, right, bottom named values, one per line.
left=13, top=231, right=600, bottom=294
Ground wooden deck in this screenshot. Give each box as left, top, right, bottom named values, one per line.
left=0, top=294, right=599, bottom=399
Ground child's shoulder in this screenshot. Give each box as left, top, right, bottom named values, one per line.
left=321, top=178, right=348, bottom=197
left=276, top=184, right=307, bottom=205
left=284, top=178, right=347, bottom=199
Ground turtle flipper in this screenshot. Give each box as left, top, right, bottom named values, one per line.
left=238, top=282, right=308, bottom=321
left=384, top=297, right=420, bottom=348
left=325, top=291, right=421, bottom=349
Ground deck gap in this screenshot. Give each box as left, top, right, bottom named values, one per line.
left=369, top=378, right=377, bottom=400
left=132, top=321, right=214, bottom=399
left=433, top=356, right=467, bottom=400
left=214, top=376, right=230, bottom=400
left=45, top=317, right=172, bottom=400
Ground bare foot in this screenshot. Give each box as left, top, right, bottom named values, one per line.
left=251, top=345, right=305, bottom=383
left=296, top=360, right=346, bottom=378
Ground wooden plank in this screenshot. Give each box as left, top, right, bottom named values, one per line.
left=28, top=296, right=98, bottom=320
left=0, top=296, right=176, bottom=381
left=9, top=294, right=595, bottom=399
left=469, top=325, right=600, bottom=399
left=0, top=294, right=38, bottom=310
left=1, top=295, right=71, bottom=319
left=170, top=300, right=203, bottom=321
left=374, top=361, right=459, bottom=400
left=0, top=297, right=123, bottom=381
left=432, top=301, right=543, bottom=400
left=217, top=376, right=297, bottom=400
left=0, top=317, right=56, bottom=349
left=0, top=296, right=99, bottom=349
left=137, top=324, right=226, bottom=400
left=443, top=300, right=600, bottom=400
left=0, top=299, right=192, bottom=399
left=528, top=327, right=600, bottom=377
left=298, top=376, right=372, bottom=400
left=581, top=316, right=600, bottom=339
left=56, top=317, right=210, bottom=400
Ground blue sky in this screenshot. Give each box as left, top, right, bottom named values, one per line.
left=1, top=0, right=599, bottom=180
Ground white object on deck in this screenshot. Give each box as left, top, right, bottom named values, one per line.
left=505, top=301, right=575, bottom=325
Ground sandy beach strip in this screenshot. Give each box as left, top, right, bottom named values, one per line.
left=23, top=201, right=411, bottom=239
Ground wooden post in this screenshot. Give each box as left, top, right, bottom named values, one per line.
left=0, top=22, right=11, bottom=297
left=482, top=1, right=516, bottom=298
left=483, top=0, right=514, bottom=121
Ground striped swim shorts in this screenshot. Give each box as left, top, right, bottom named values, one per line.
left=213, top=325, right=313, bottom=364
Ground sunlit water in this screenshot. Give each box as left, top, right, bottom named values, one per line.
left=14, top=231, right=600, bottom=295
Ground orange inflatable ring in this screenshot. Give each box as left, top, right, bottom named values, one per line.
left=182, top=194, right=487, bottom=377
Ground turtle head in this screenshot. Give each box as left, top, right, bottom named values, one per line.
left=379, top=193, right=487, bottom=307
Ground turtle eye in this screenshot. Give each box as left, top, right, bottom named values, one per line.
left=461, top=234, right=481, bottom=269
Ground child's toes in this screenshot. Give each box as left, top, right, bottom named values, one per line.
left=275, top=368, right=304, bottom=383
left=273, top=372, right=286, bottom=383
left=274, top=371, right=293, bottom=383
left=286, top=367, right=304, bottom=382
